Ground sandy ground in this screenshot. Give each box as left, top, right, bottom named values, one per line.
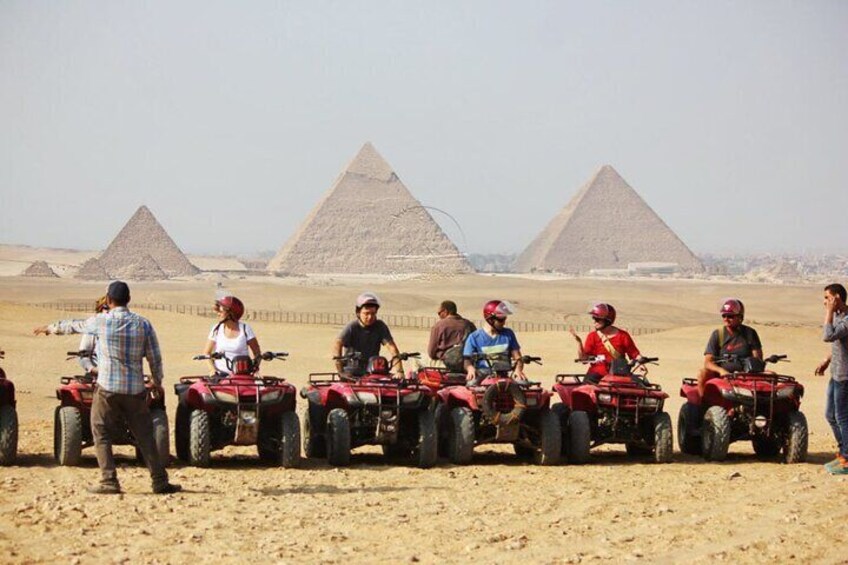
left=0, top=276, right=846, bottom=564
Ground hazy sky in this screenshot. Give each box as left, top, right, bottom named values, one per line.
left=1, top=1, right=845, bottom=256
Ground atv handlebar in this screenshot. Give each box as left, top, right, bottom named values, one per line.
left=765, top=354, right=788, bottom=364
left=260, top=351, right=289, bottom=361
left=67, top=350, right=94, bottom=360
left=577, top=355, right=658, bottom=366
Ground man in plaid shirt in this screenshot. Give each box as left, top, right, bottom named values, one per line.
left=39, top=281, right=181, bottom=494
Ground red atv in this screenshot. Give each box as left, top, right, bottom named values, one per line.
left=417, top=366, right=468, bottom=458
left=438, top=353, right=561, bottom=466
left=553, top=356, right=672, bottom=464
left=678, top=354, right=807, bottom=463
left=0, top=350, right=18, bottom=465
left=54, top=351, right=169, bottom=466
left=174, top=351, right=300, bottom=467
left=301, top=352, right=438, bottom=468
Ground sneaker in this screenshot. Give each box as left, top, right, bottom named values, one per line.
left=153, top=482, right=182, bottom=494
left=824, top=455, right=847, bottom=471
left=828, top=462, right=848, bottom=475
left=86, top=483, right=122, bottom=495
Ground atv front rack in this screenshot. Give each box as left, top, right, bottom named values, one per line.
left=60, top=375, right=96, bottom=385
left=307, top=372, right=429, bottom=391
left=179, top=375, right=287, bottom=386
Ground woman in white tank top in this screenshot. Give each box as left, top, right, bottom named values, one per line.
left=201, top=295, right=261, bottom=375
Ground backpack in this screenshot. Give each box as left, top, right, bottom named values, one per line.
left=442, top=323, right=474, bottom=372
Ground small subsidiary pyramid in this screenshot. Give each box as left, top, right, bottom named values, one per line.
left=98, top=206, right=199, bottom=278
left=74, top=257, right=110, bottom=280
left=514, top=165, right=703, bottom=274
left=268, top=143, right=473, bottom=274
left=22, top=260, right=58, bottom=278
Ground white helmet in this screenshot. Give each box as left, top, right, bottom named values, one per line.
left=355, top=292, right=381, bottom=311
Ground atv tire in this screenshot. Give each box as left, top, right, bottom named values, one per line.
left=136, top=409, right=171, bottom=467
left=513, top=442, right=535, bottom=460
left=567, top=410, right=591, bottom=465
left=54, top=406, right=82, bottom=466
left=534, top=408, right=562, bottom=466
left=326, top=408, right=351, bottom=466
left=448, top=407, right=474, bottom=465
left=702, top=405, right=731, bottom=462
left=784, top=411, right=808, bottom=464
left=0, top=404, right=18, bottom=465
left=303, top=403, right=326, bottom=459
left=677, top=402, right=702, bottom=455
left=175, top=403, right=190, bottom=462
left=414, top=408, right=438, bottom=469
left=752, top=436, right=781, bottom=459
left=552, top=403, right=569, bottom=459
left=653, top=412, right=673, bottom=464
left=189, top=409, right=211, bottom=467
left=280, top=411, right=301, bottom=468
left=434, top=403, right=450, bottom=459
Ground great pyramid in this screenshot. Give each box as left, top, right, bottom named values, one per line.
left=98, top=206, right=199, bottom=278
left=268, top=143, right=473, bottom=275
left=514, top=165, right=703, bottom=274
left=21, top=260, right=58, bottom=278
left=75, top=257, right=110, bottom=280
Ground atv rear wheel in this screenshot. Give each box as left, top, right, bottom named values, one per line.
left=784, top=411, right=808, bottom=464
left=54, top=406, right=82, bottom=466
left=567, top=410, right=591, bottom=465
left=0, top=404, right=18, bottom=465
left=303, top=403, right=326, bottom=459
left=752, top=436, right=780, bottom=459
left=280, top=411, right=301, bottom=468
left=448, top=407, right=474, bottom=465
left=414, top=408, right=438, bottom=469
left=677, top=403, right=702, bottom=455
left=151, top=409, right=170, bottom=467
left=534, top=408, right=562, bottom=466
left=189, top=409, right=211, bottom=467
left=434, top=403, right=450, bottom=459
left=551, top=403, right=569, bottom=459
left=174, top=404, right=190, bottom=462
left=653, top=412, right=673, bottom=463
left=326, top=408, right=351, bottom=466
left=702, top=406, right=731, bottom=461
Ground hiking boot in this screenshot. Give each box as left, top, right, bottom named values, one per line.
left=153, top=482, right=182, bottom=494
left=86, top=483, right=122, bottom=495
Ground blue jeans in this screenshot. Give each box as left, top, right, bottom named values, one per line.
left=825, top=378, right=848, bottom=457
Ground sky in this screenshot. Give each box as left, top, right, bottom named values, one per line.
left=1, top=1, right=846, bottom=256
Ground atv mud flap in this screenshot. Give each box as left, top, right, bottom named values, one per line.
left=495, top=422, right=520, bottom=442
left=234, top=405, right=259, bottom=445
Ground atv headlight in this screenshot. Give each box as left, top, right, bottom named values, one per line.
left=525, top=397, right=537, bottom=407
left=597, top=393, right=612, bottom=404
left=261, top=390, right=282, bottom=403
left=735, top=388, right=754, bottom=397
left=776, top=386, right=795, bottom=399
left=356, top=392, right=378, bottom=404
left=213, top=391, right=238, bottom=404
left=402, top=392, right=421, bottom=405
left=638, top=397, right=659, bottom=407
left=80, top=391, right=94, bottom=401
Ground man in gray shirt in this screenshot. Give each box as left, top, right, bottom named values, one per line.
left=815, top=283, right=848, bottom=475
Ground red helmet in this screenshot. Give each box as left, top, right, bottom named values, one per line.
left=720, top=298, right=744, bottom=321
left=589, top=303, right=616, bottom=325
left=483, top=300, right=514, bottom=321
left=216, top=295, right=245, bottom=321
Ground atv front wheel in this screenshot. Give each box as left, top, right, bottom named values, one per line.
left=677, top=403, right=702, bottom=455
left=551, top=403, right=569, bottom=459
left=448, top=407, right=474, bottom=465
left=534, top=408, right=562, bottom=466
left=653, top=412, right=673, bottom=463
left=326, top=408, right=351, bottom=466
left=280, top=411, right=302, bottom=468
left=784, top=411, right=808, bottom=464
left=0, top=404, right=18, bottom=465
left=151, top=409, right=170, bottom=467
left=54, top=406, right=82, bottom=466
left=434, top=403, right=450, bottom=459
left=414, top=408, right=438, bottom=469
left=303, top=403, right=326, bottom=459
left=567, top=410, right=591, bottom=465
left=174, top=404, right=190, bottom=462
left=702, top=406, right=731, bottom=462
left=189, top=409, right=211, bottom=467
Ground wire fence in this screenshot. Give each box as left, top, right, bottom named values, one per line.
left=25, top=301, right=663, bottom=336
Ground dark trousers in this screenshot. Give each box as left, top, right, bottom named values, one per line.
left=825, top=378, right=848, bottom=458
left=90, top=386, right=168, bottom=488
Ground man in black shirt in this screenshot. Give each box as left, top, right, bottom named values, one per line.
left=333, top=292, right=404, bottom=377
left=697, top=298, right=763, bottom=396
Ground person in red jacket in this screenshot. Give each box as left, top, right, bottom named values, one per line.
left=569, top=303, right=644, bottom=383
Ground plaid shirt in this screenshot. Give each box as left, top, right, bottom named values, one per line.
left=78, top=307, right=164, bottom=394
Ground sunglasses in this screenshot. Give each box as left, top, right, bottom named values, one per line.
left=721, top=313, right=739, bottom=319
left=592, top=317, right=605, bottom=322
left=491, top=317, right=507, bottom=323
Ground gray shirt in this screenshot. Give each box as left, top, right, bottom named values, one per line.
left=823, top=311, right=848, bottom=381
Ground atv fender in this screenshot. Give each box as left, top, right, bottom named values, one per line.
left=440, top=387, right=479, bottom=411
left=570, top=389, right=597, bottom=414
left=325, top=384, right=359, bottom=410
left=679, top=384, right=701, bottom=406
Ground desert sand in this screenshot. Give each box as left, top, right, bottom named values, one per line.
left=0, top=274, right=845, bottom=564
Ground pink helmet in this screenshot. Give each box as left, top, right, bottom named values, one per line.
left=483, top=300, right=514, bottom=321
left=720, top=298, right=744, bottom=321
left=216, top=295, right=245, bottom=321
left=589, top=303, right=616, bottom=325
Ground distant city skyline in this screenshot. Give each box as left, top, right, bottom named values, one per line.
left=1, top=2, right=845, bottom=256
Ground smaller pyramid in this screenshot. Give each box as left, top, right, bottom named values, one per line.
left=22, top=261, right=58, bottom=278
left=99, top=206, right=199, bottom=278
left=75, top=258, right=110, bottom=280
left=113, top=253, right=167, bottom=281
left=768, top=261, right=802, bottom=283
